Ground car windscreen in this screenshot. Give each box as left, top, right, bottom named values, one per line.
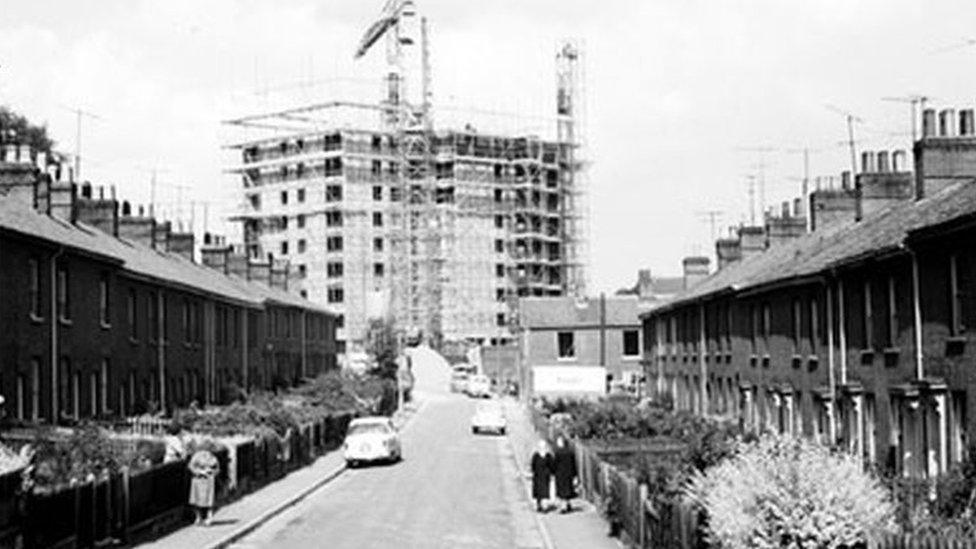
left=347, top=423, right=391, bottom=436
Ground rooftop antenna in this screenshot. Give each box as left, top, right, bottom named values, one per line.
left=696, top=210, right=724, bottom=242
left=881, top=94, right=931, bottom=142
left=929, top=38, right=976, bottom=55
left=825, top=104, right=864, bottom=177
left=744, top=174, right=758, bottom=225
left=735, top=145, right=777, bottom=218
left=59, top=105, right=103, bottom=181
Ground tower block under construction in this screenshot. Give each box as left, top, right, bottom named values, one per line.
left=222, top=16, right=585, bottom=357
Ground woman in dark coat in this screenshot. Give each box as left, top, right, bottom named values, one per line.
left=552, top=435, right=578, bottom=513
left=530, top=440, right=554, bottom=512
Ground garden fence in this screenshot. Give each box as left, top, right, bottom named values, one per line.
left=870, top=533, right=976, bottom=549
left=1, top=410, right=356, bottom=548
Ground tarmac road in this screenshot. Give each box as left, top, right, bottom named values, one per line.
left=229, top=347, right=544, bottom=549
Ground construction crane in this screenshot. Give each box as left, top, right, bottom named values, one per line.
left=882, top=94, right=931, bottom=142
left=354, top=0, right=441, bottom=346
left=825, top=104, right=863, bottom=177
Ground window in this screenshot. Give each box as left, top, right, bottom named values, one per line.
left=298, top=264, right=307, bottom=277
left=327, top=287, right=344, bottom=303
left=280, top=190, right=288, bottom=205
left=761, top=303, right=771, bottom=351
left=182, top=299, right=191, bottom=342
left=298, top=239, right=307, bottom=254
left=28, top=258, right=41, bottom=318
left=280, top=241, right=289, bottom=255
left=327, top=262, right=344, bottom=278
left=30, top=359, right=39, bottom=421
left=90, top=372, right=98, bottom=417
left=326, top=210, right=343, bottom=227
left=280, top=216, right=289, bottom=230
left=374, top=263, right=385, bottom=277
left=495, top=264, right=505, bottom=278
left=557, top=332, right=575, bottom=359
left=494, top=239, right=504, bottom=253
left=127, top=289, right=137, bottom=338
left=59, top=357, right=70, bottom=416
left=390, top=187, right=402, bottom=202
left=15, top=374, right=24, bottom=420
left=326, top=184, right=343, bottom=202
left=623, top=330, right=640, bottom=357
left=496, top=288, right=506, bottom=302
left=950, top=254, right=966, bottom=336
left=749, top=304, right=758, bottom=354
left=148, top=294, right=158, bottom=341
left=373, top=185, right=383, bottom=201
left=100, top=360, right=109, bottom=414
left=373, top=238, right=384, bottom=252
left=809, top=298, right=819, bottom=351
left=496, top=313, right=506, bottom=327
left=327, top=236, right=343, bottom=252
left=373, top=212, right=383, bottom=227
left=886, top=276, right=898, bottom=347
left=297, top=214, right=306, bottom=228
left=298, top=188, right=306, bottom=203
left=494, top=215, right=504, bottom=229
left=863, top=280, right=874, bottom=349
left=56, top=264, right=69, bottom=320
left=792, top=299, right=801, bottom=353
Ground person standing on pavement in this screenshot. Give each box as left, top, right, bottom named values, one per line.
left=553, top=434, right=578, bottom=513
left=188, top=445, right=219, bottom=526
left=530, top=440, right=554, bottom=512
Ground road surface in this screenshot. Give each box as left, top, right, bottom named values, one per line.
left=230, top=346, right=544, bottom=549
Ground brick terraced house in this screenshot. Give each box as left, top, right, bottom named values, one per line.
left=0, top=145, right=337, bottom=423
left=642, top=105, right=976, bottom=479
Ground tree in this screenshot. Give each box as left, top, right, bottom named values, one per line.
left=365, top=317, right=399, bottom=380
left=0, top=106, right=57, bottom=155
left=685, top=434, right=895, bottom=548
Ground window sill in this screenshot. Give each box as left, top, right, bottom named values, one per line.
left=128, top=337, right=139, bottom=345
left=58, top=317, right=73, bottom=327
left=556, top=357, right=577, bottom=362
left=749, top=354, right=759, bottom=368
left=807, top=355, right=819, bottom=371
left=29, top=314, right=45, bottom=325
left=622, top=355, right=641, bottom=361
left=100, top=322, right=111, bottom=330
left=761, top=354, right=771, bottom=368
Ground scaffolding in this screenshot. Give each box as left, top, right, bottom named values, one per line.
left=221, top=6, right=586, bottom=352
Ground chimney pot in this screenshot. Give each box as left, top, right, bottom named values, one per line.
left=861, top=151, right=876, bottom=173
left=781, top=201, right=790, bottom=218
left=961, top=109, right=975, bottom=136
left=877, top=151, right=890, bottom=172
left=892, top=150, right=907, bottom=172
left=793, top=198, right=802, bottom=217
left=939, top=109, right=957, bottom=137
left=923, top=108, right=937, bottom=138
left=138, top=205, right=144, bottom=217
left=81, top=182, right=92, bottom=199
left=841, top=171, right=851, bottom=190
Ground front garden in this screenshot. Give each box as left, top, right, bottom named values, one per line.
left=532, top=397, right=976, bottom=548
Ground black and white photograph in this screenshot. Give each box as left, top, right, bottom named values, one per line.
left=2, top=1, right=976, bottom=547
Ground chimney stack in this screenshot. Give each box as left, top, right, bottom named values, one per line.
left=75, top=185, right=120, bottom=236
left=118, top=204, right=155, bottom=248
left=166, top=231, right=195, bottom=262
left=636, top=269, right=654, bottom=300
left=681, top=256, right=710, bottom=291
left=715, top=237, right=742, bottom=270
left=738, top=225, right=766, bottom=259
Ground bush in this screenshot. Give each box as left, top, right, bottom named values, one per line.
left=28, top=423, right=155, bottom=490
left=685, top=434, right=896, bottom=548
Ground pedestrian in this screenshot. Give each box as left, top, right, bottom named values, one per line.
left=552, top=434, right=578, bottom=513
left=163, top=422, right=187, bottom=463
left=187, top=445, right=219, bottom=526
left=530, top=440, right=554, bottom=512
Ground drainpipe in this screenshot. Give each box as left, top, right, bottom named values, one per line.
left=599, top=293, right=607, bottom=369
left=699, top=304, right=708, bottom=416
left=242, top=309, right=249, bottom=392
left=50, top=247, right=65, bottom=422
left=826, top=281, right=837, bottom=443
left=301, top=310, right=308, bottom=379
left=157, top=291, right=166, bottom=412
left=838, top=279, right=848, bottom=385
left=911, top=251, right=924, bottom=380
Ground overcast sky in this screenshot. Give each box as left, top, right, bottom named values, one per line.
left=3, top=0, right=976, bottom=293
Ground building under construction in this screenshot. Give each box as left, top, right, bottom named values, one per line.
left=222, top=3, right=586, bottom=355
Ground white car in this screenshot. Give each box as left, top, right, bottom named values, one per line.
left=466, top=374, right=492, bottom=398
left=343, top=417, right=402, bottom=467
left=471, top=403, right=507, bottom=435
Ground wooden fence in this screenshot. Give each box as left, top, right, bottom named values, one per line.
left=0, top=410, right=355, bottom=548
left=870, top=534, right=976, bottom=549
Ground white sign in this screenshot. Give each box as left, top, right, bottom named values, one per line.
left=532, top=365, right=606, bottom=396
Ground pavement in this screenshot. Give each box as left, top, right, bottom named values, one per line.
left=501, top=397, right=622, bottom=549
left=140, top=346, right=617, bottom=549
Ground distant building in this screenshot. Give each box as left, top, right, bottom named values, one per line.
left=517, top=294, right=646, bottom=399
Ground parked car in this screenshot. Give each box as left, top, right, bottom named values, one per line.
left=471, top=402, right=507, bottom=435
left=343, top=417, right=402, bottom=467
left=450, top=371, right=469, bottom=393
left=465, top=374, right=492, bottom=398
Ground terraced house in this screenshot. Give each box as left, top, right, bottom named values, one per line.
left=0, top=145, right=338, bottom=423
left=642, top=106, right=976, bottom=479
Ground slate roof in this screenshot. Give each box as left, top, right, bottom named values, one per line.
left=0, top=199, right=331, bottom=314
left=644, top=181, right=976, bottom=317
left=520, top=295, right=643, bottom=328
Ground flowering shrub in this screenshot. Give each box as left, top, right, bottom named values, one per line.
left=685, top=434, right=895, bottom=548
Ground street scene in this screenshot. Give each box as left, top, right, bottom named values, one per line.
left=6, top=1, right=976, bottom=548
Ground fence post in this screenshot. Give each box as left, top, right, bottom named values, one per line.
left=639, top=483, right=648, bottom=549
left=121, top=466, right=130, bottom=543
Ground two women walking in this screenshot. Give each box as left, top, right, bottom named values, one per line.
left=530, top=434, right=578, bottom=513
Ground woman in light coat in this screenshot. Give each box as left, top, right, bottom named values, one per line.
left=188, top=447, right=219, bottom=526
